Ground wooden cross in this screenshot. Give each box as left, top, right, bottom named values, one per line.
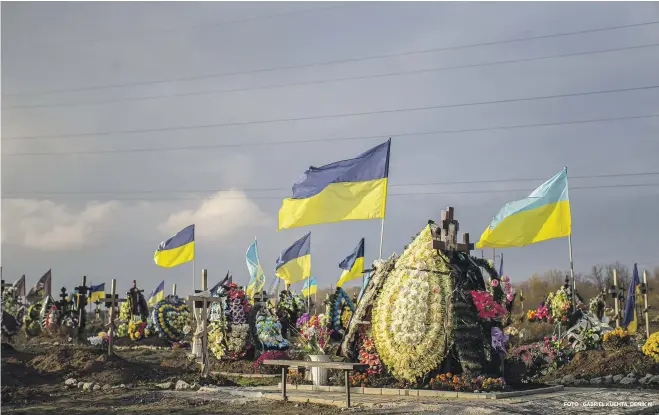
left=104, top=279, right=126, bottom=357
left=432, top=207, right=474, bottom=258
left=186, top=269, right=225, bottom=377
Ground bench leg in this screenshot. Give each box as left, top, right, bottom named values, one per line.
left=344, top=370, right=351, bottom=408
left=282, top=366, right=287, bottom=401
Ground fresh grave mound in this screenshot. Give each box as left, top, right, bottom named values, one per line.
left=112, top=335, right=174, bottom=348
left=24, top=345, right=198, bottom=386
left=1, top=344, right=59, bottom=388
left=541, top=347, right=659, bottom=382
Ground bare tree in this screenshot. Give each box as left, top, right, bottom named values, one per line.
left=605, top=262, right=630, bottom=288
left=588, top=264, right=606, bottom=291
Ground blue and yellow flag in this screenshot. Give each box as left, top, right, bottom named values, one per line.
left=148, top=280, right=165, bottom=306
left=275, top=232, right=311, bottom=284
left=623, top=264, right=641, bottom=334
left=302, top=276, right=317, bottom=297
left=89, top=283, right=105, bottom=302
left=245, top=239, right=266, bottom=303
left=154, top=224, right=195, bottom=267
left=477, top=168, right=571, bottom=248
left=278, top=140, right=390, bottom=230
left=337, top=238, right=365, bottom=288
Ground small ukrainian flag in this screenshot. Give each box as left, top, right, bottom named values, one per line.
left=154, top=224, right=195, bottom=267
left=336, top=238, right=365, bottom=288
left=148, top=280, right=165, bottom=306
left=89, top=283, right=105, bottom=302
left=302, top=276, right=317, bottom=297
left=275, top=232, right=311, bottom=284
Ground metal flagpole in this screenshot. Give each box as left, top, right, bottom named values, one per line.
left=568, top=235, right=576, bottom=308
left=306, top=275, right=310, bottom=313
left=379, top=138, right=391, bottom=259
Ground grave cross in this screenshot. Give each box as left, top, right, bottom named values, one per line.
left=104, top=279, right=125, bottom=357
left=432, top=207, right=474, bottom=258
left=186, top=269, right=225, bottom=377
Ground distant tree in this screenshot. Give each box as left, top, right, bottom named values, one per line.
left=588, top=264, right=606, bottom=291
left=605, top=262, right=630, bottom=288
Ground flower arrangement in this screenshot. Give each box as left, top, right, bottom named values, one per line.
left=428, top=373, right=506, bottom=392
left=349, top=372, right=370, bottom=387
left=547, top=288, right=570, bottom=322
left=117, top=323, right=129, bottom=337
left=1, top=287, right=20, bottom=317
left=256, top=313, right=289, bottom=349
left=328, top=287, right=355, bottom=333
left=642, top=332, right=659, bottom=362
left=341, top=309, right=353, bottom=331
left=44, top=305, right=60, bottom=333
left=151, top=298, right=190, bottom=342
left=209, top=321, right=227, bottom=360
left=372, top=224, right=453, bottom=383
left=119, top=301, right=131, bottom=321
left=24, top=303, right=42, bottom=337
left=296, top=313, right=334, bottom=355
left=470, top=290, right=507, bottom=321
left=358, top=333, right=382, bottom=375
left=225, top=284, right=250, bottom=325
left=128, top=320, right=147, bottom=341
left=588, top=292, right=606, bottom=318
left=510, top=336, right=572, bottom=375
left=280, top=293, right=305, bottom=315
left=603, top=327, right=632, bottom=350
left=526, top=303, right=550, bottom=322
left=253, top=350, right=290, bottom=374
left=226, top=323, right=250, bottom=359
left=500, top=276, right=516, bottom=304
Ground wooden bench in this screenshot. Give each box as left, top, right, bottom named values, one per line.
left=262, top=360, right=368, bottom=408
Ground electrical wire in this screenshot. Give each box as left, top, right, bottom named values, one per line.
left=4, top=85, right=658, bottom=142
left=4, top=180, right=659, bottom=200
left=5, top=20, right=658, bottom=98
left=5, top=42, right=658, bottom=111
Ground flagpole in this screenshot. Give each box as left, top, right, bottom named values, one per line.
left=306, top=275, right=310, bottom=313
left=565, top=166, right=576, bottom=309
left=379, top=138, right=391, bottom=260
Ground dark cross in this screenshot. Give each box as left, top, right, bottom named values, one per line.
left=94, top=299, right=102, bottom=321
left=432, top=207, right=474, bottom=258
left=58, top=287, right=73, bottom=313
left=74, top=276, right=90, bottom=336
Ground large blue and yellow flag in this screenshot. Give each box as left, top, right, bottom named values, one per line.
left=623, top=263, right=641, bottom=334
left=89, top=283, right=105, bottom=302
left=154, top=224, right=195, bottom=267
left=337, top=238, right=365, bottom=288
left=275, top=232, right=311, bottom=284
left=148, top=280, right=165, bottom=306
left=245, top=239, right=266, bottom=303
left=278, top=140, right=390, bottom=230
left=302, top=276, right=317, bottom=297
left=476, top=168, right=571, bottom=248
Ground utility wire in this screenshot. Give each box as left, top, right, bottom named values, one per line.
left=4, top=113, right=658, bottom=157
left=5, top=176, right=659, bottom=198
left=4, top=85, right=658, bottom=142
left=5, top=42, right=658, bottom=110
left=4, top=20, right=658, bottom=98
left=3, top=183, right=658, bottom=201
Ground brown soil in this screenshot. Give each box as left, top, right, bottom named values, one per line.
left=541, top=346, right=659, bottom=381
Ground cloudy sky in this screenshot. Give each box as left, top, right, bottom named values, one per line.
left=2, top=2, right=659, bottom=296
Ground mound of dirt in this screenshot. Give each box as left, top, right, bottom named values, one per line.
left=542, top=346, right=659, bottom=381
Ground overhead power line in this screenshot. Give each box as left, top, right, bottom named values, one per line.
left=5, top=42, right=658, bottom=111
left=4, top=85, right=657, bottom=142
left=3, top=183, right=659, bottom=201
left=4, top=113, right=658, bottom=157
left=5, top=173, right=659, bottom=197
left=4, top=20, right=658, bottom=98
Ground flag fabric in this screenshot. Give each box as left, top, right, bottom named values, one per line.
left=148, top=280, right=165, bottom=306
left=89, top=283, right=105, bottom=302
left=26, top=269, right=51, bottom=303
left=499, top=253, right=504, bottom=277
left=278, top=139, right=390, bottom=230
left=476, top=167, right=571, bottom=248
left=13, top=275, right=26, bottom=297
left=337, top=238, right=365, bottom=288
left=302, top=276, right=317, bottom=297
left=357, top=271, right=371, bottom=302
left=245, top=240, right=266, bottom=302
left=275, top=232, right=311, bottom=284
left=154, top=224, right=195, bottom=267
left=623, top=264, right=642, bottom=333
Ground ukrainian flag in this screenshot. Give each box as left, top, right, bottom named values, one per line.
left=148, top=280, right=165, bottom=306
left=154, top=224, right=195, bottom=267
left=278, top=139, right=390, bottom=230
left=245, top=239, right=266, bottom=303
left=336, top=238, right=365, bottom=288
left=476, top=168, right=571, bottom=248
left=275, top=232, right=311, bottom=284
left=302, top=276, right=317, bottom=297
left=89, top=283, right=105, bottom=302
left=623, top=264, right=641, bottom=334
